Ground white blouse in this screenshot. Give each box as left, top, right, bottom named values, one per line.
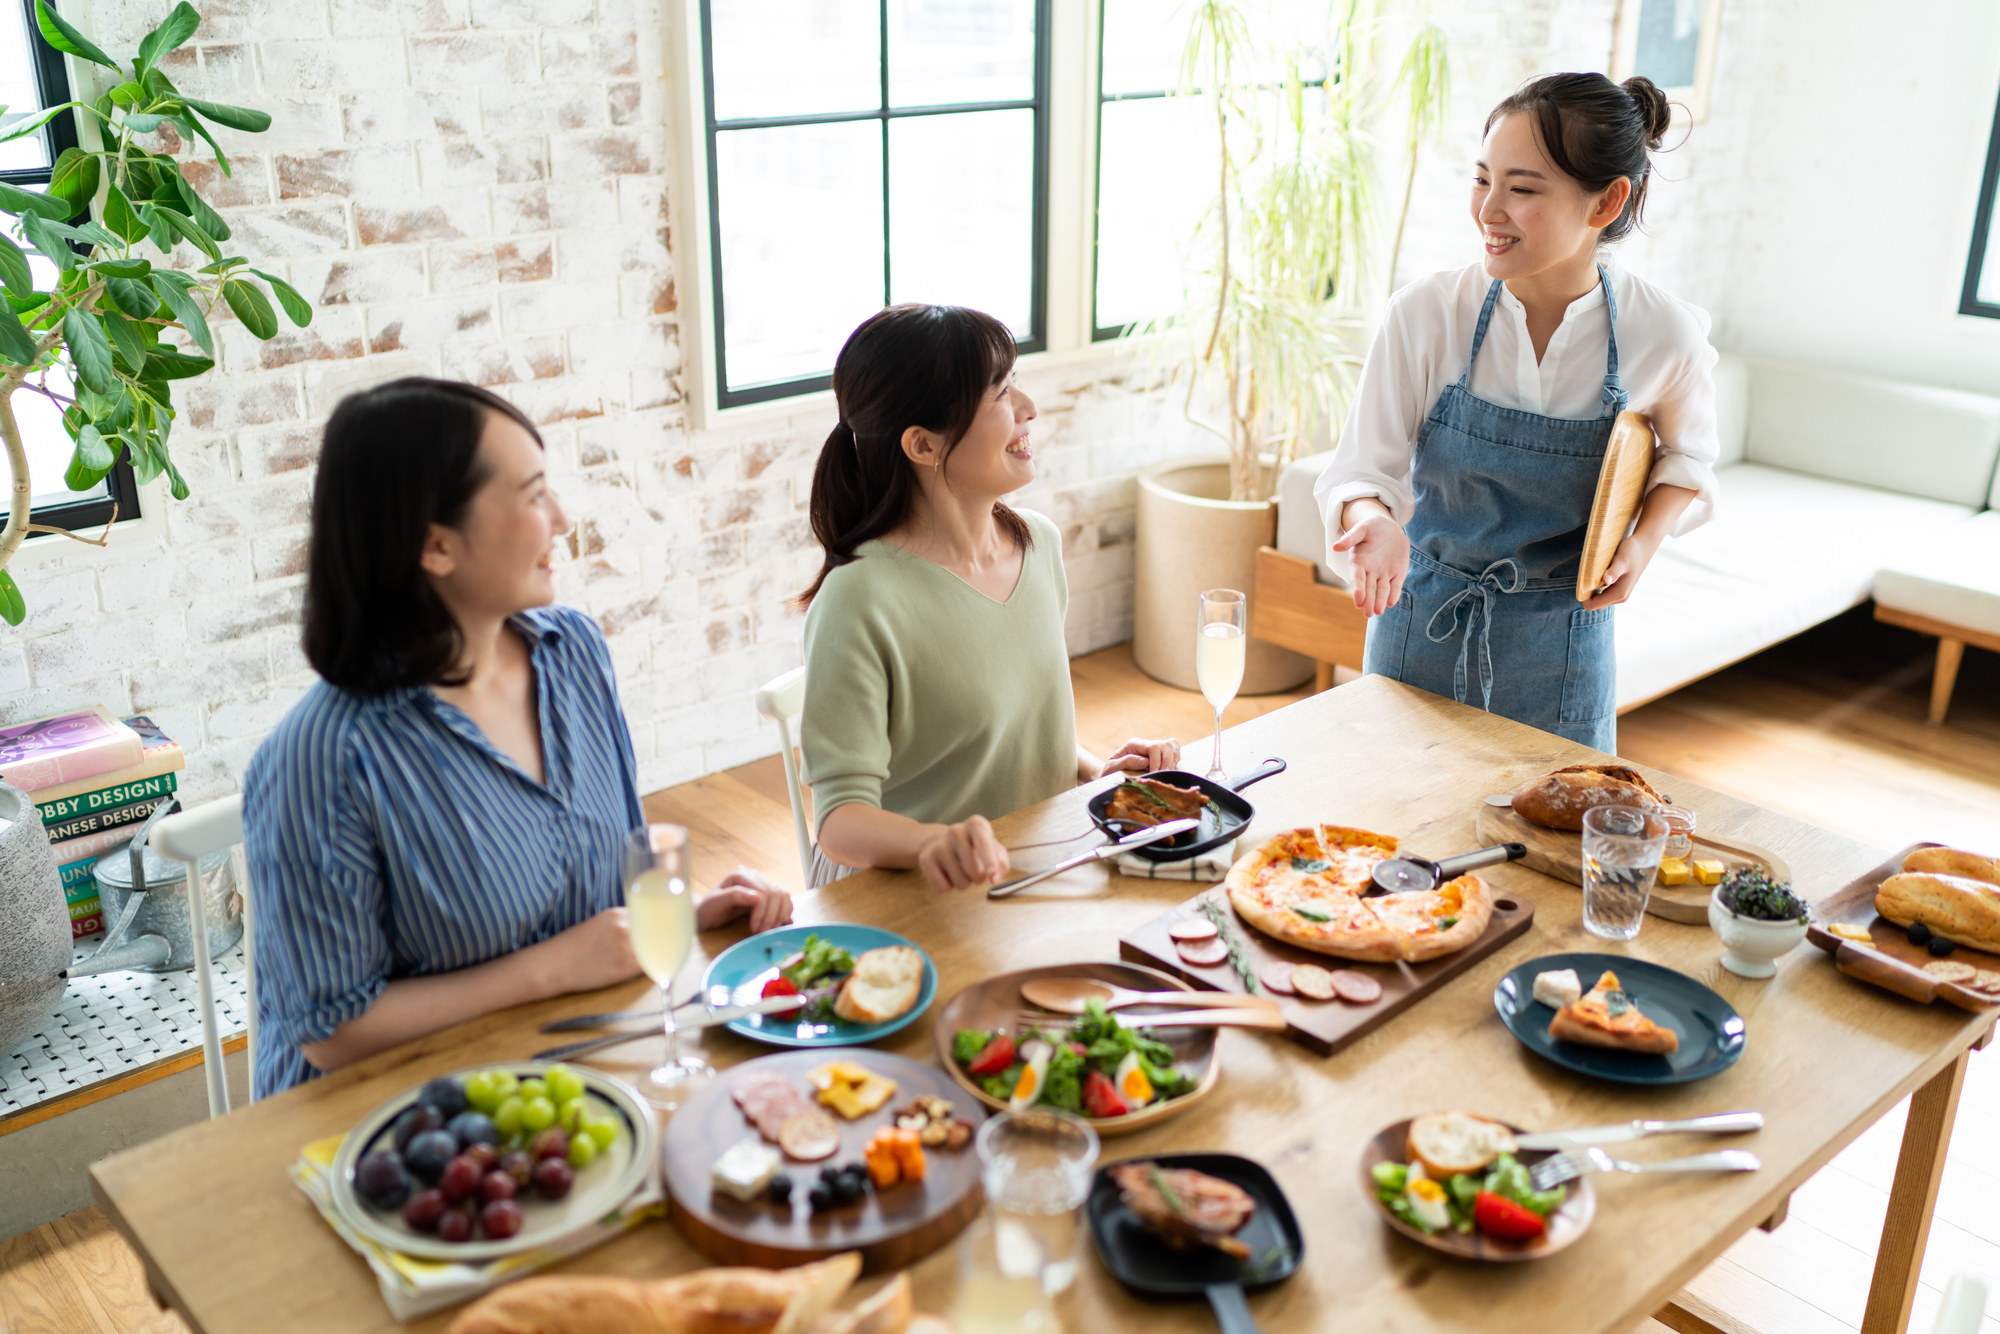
left=1313, top=262, right=1720, bottom=584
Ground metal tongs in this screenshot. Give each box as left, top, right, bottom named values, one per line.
left=987, top=819, right=1199, bottom=898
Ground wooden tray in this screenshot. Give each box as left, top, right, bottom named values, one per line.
left=661, top=1048, right=987, bottom=1273
left=1577, top=410, right=1654, bottom=601
left=1119, top=887, right=1535, bottom=1056
left=1807, top=843, right=2000, bottom=1013
left=932, top=961, right=1220, bottom=1136
left=1475, top=801, right=1791, bottom=925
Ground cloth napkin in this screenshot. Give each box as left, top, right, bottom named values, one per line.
left=289, top=1134, right=665, bottom=1321
left=1115, top=839, right=1237, bottom=881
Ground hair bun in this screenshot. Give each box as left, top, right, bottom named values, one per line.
left=1622, top=75, right=1672, bottom=147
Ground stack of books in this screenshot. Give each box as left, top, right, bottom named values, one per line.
left=1, top=708, right=185, bottom=937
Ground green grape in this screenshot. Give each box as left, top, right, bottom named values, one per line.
left=519, top=1078, right=548, bottom=1102
left=521, top=1095, right=558, bottom=1133
left=559, top=1099, right=586, bottom=1135
left=545, top=1065, right=586, bottom=1107
left=493, top=1095, right=527, bottom=1138
left=568, top=1134, right=598, bottom=1169
left=463, top=1071, right=501, bottom=1113
left=486, top=1070, right=519, bottom=1103
left=584, top=1117, right=619, bottom=1152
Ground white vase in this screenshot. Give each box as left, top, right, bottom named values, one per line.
left=1132, top=456, right=1314, bottom=694
left=0, top=780, right=71, bottom=1057
left=1708, top=892, right=1808, bottom=979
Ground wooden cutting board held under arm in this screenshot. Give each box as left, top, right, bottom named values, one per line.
left=1577, top=410, right=1656, bottom=601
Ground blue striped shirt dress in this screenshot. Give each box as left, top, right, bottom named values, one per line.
left=243, top=606, right=644, bottom=1099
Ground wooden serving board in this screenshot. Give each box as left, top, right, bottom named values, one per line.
left=1119, top=887, right=1535, bottom=1056
left=1806, top=843, right=2000, bottom=1013
left=1475, top=802, right=1792, bottom=925
left=661, top=1047, right=987, bottom=1273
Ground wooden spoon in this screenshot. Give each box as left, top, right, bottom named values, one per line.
left=1018, top=977, right=1279, bottom=1015
left=1038, top=1006, right=1288, bottom=1031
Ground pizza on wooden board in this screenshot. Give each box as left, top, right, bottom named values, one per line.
left=1224, top=825, right=1496, bottom=963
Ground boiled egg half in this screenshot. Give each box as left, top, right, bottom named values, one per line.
left=1112, top=1051, right=1154, bottom=1107
left=1405, top=1166, right=1452, bottom=1231
left=1010, top=1039, right=1053, bottom=1110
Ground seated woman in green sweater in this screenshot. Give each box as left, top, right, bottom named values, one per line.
left=798, top=304, right=1179, bottom=892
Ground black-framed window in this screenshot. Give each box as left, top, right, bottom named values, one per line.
left=1962, top=80, right=2000, bottom=319
left=699, top=0, right=1050, bottom=409
left=2, top=0, right=139, bottom=532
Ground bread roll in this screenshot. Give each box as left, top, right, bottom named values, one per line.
left=806, top=1275, right=914, bottom=1334
left=1406, top=1110, right=1517, bottom=1178
left=834, top=946, right=923, bottom=1024
left=446, top=1254, right=861, bottom=1334
left=1510, top=764, right=1666, bottom=832
left=1902, top=846, right=2000, bottom=887
left=1876, top=872, right=2000, bottom=953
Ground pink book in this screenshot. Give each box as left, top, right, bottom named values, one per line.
left=0, top=706, right=144, bottom=792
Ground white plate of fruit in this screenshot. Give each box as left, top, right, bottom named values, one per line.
left=328, top=1061, right=657, bottom=1261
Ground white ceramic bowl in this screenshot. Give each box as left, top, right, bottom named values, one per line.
left=1708, top=893, right=1809, bottom=979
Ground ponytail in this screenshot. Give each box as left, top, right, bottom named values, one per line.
left=1486, top=72, right=1681, bottom=244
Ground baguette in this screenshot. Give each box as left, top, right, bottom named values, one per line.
left=1405, top=1110, right=1517, bottom=1178
left=1902, top=846, right=2000, bottom=887
left=1876, top=872, right=2000, bottom=953
left=1510, top=764, right=1666, bottom=832
left=446, top=1253, right=861, bottom=1334
left=834, top=946, right=923, bottom=1024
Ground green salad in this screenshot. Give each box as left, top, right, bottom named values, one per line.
left=954, top=999, right=1199, bottom=1118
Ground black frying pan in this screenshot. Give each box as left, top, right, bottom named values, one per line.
left=1087, top=758, right=1287, bottom=862
left=1086, top=1152, right=1304, bottom=1334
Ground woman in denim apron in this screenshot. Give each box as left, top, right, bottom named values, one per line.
left=1318, top=74, right=1720, bottom=753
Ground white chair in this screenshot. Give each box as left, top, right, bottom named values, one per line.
left=1934, top=1274, right=1988, bottom=1334
left=150, top=793, right=249, bottom=1118
left=755, top=665, right=813, bottom=885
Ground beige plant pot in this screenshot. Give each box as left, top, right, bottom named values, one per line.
left=1132, top=456, right=1314, bottom=694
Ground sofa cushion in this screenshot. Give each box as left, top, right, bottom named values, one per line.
left=1713, top=353, right=1748, bottom=467
left=1743, top=356, right=2000, bottom=507
left=1613, top=463, right=1980, bottom=708
left=1277, top=449, right=1344, bottom=586
left=1873, top=511, right=2000, bottom=640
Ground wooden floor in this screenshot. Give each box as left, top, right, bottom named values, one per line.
left=7, top=608, right=1996, bottom=1334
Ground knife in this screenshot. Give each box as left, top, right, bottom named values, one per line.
left=532, top=994, right=807, bottom=1061
left=987, top=819, right=1201, bottom=898
left=1514, top=1110, right=1764, bottom=1151
left=539, top=1005, right=690, bottom=1033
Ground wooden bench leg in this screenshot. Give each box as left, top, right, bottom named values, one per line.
left=1313, top=661, right=1334, bottom=693
left=1862, top=1050, right=1969, bottom=1334
left=1928, top=638, right=1965, bottom=726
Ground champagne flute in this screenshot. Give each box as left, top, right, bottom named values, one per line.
left=1196, top=589, right=1247, bottom=779
left=624, top=823, right=712, bottom=1107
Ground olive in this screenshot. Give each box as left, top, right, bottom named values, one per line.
left=1929, top=936, right=1956, bottom=958
left=808, top=1185, right=835, bottom=1212
left=1908, top=922, right=1932, bottom=946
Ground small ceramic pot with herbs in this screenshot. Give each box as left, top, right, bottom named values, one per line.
left=1708, top=866, right=1810, bottom=979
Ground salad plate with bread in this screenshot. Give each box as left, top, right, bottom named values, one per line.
left=1361, top=1111, right=1596, bottom=1261
left=701, top=925, right=937, bottom=1048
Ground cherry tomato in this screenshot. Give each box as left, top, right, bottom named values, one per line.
left=1473, top=1190, right=1547, bottom=1241
left=966, top=1034, right=1017, bottom=1078
left=1082, top=1069, right=1129, bottom=1119
left=761, top=976, right=799, bottom=999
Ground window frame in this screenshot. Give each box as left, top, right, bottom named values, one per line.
left=1961, top=79, right=2000, bottom=321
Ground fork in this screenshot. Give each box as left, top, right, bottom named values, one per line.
left=1528, top=1146, right=1761, bottom=1190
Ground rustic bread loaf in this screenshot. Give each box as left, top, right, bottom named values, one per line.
left=1509, top=764, right=1667, bottom=832
left=1876, top=872, right=2000, bottom=953
left=445, top=1253, right=862, bottom=1334
left=834, top=946, right=924, bottom=1024
left=1901, top=846, right=2000, bottom=887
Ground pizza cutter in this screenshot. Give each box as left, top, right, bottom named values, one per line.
left=1368, top=842, right=1527, bottom=895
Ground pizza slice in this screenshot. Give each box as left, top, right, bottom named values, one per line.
left=1546, top=969, right=1679, bottom=1054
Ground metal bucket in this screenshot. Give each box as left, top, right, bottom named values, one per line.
left=71, top=799, right=241, bottom=978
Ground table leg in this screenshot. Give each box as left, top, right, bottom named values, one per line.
left=1861, top=1050, right=1969, bottom=1334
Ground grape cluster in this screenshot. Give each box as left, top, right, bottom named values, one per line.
left=353, top=1066, right=621, bottom=1245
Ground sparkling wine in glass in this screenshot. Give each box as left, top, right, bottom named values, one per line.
left=1196, top=589, right=1247, bottom=779
left=624, top=823, right=712, bottom=1107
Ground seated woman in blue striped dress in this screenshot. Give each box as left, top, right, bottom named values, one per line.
left=244, top=379, right=792, bottom=1099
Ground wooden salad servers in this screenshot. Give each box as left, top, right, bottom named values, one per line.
left=1017, top=977, right=1280, bottom=1015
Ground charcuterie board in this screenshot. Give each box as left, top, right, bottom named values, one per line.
left=1806, top=842, right=2000, bottom=1013
left=1475, top=801, right=1790, bottom=924
left=1119, top=888, right=1535, bottom=1056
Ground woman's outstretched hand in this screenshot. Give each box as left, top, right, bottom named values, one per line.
left=916, top=815, right=1009, bottom=892
left=1330, top=499, right=1410, bottom=617
left=697, top=867, right=796, bottom=932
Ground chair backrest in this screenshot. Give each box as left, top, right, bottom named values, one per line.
left=151, top=793, right=247, bottom=1118
left=1933, top=1274, right=1988, bottom=1334
left=754, top=665, right=813, bottom=886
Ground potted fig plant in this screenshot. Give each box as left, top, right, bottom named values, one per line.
left=1708, top=866, right=1811, bottom=979
left=1126, top=0, right=1449, bottom=692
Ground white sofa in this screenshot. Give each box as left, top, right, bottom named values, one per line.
left=1272, top=353, right=2000, bottom=714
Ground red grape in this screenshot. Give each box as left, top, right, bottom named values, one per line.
left=439, top=1154, right=482, bottom=1204
left=532, top=1157, right=574, bottom=1200
left=465, top=1142, right=499, bottom=1172
left=499, top=1149, right=534, bottom=1188
left=401, top=1188, right=447, bottom=1232
left=480, top=1199, right=524, bottom=1240
left=436, top=1206, right=476, bottom=1243
left=479, top=1170, right=517, bottom=1205
left=530, top=1128, right=569, bottom=1162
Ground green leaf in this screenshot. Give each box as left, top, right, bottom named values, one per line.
left=62, top=306, right=114, bottom=392
left=155, top=205, right=218, bottom=261
left=122, top=112, right=165, bottom=133
left=249, top=268, right=310, bottom=327
left=124, top=151, right=161, bottom=202
left=63, top=422, right=115, bottom=489
left=0, top=233, right=31, bottom=296
left=162, top=451, right=187, bottom=500
left=136, top=3, right=199, bottom=73
left=0, top=103, right=73, bottom=145
left=104, top=274, right=157, bottom=319
left=0, top=570, right=25, bottom=628
left=108, top=81, right=144, bottom=109
left=46, top=147, right=97, bottom=219
left=141, top=345, right=210, bottom=379
left=103, top=308, right=147, bottom=369
left=91, top=256, right=151, bottom=279
left=150, top=269, right=211, bottom=354
left=221, top=276, right=274, bottom=338
left=142, top=67, right=178, bottom=100
left=196, top=257, right=245, bottom=273
left=169, top=112, right=228, bottom=177
left=172, top=172, right=229, bottom=242
left=134, top=202, right=174, bottom=254
left=33, top=0, right=119, bottom=71
left=0, top=181, right=74, bottom=219
left=21, top=212, right=75, bottom=272
left=8, top=292, right=50, bottom=315
left=125, top=428, right=162, bottom=485
left=182, top=98, right=270, bottom=133
left=0, top=297, right=38, bottom=365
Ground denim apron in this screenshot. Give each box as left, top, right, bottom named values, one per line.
left=1362, top=267, right=1624, bottom=752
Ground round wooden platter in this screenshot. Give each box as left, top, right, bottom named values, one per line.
left=931, top=961, right=1219, bottom=1136
left=1358, top=1116, right=1595, bottom=1262
left=661, top=1047, right=986, bottom=1274
left=1475, top=802, right=1792, bottom=924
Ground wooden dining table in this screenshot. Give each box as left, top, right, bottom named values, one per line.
left=91, top=675, right=1991, bottom=1334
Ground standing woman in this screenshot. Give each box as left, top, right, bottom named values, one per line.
left=1314, top=73, right=1719, bottom=751
left=799, top=304, right=1179, bottom=892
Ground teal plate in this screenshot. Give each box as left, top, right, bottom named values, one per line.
left=700, top=923, right=937, bottom=1048
left=1493, top=952, right=1746, bottom=1085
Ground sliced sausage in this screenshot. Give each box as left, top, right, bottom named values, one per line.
left=1174, top=936, right=1231, bottom=967
left=1258, top=961, right=1297, bottom=995
left=1290, top=964, right=1336, bottom=1001
left=1329, top=970, right=1382, bottom=1004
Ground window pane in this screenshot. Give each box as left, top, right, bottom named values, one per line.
left=715, top=121, right=885, bottom=390
left=1633, top=0, right=1703, bottom=89
left=888, top=0, right=1035, bottom=109
left=886, top=108, right=1033, bottom=334
left=0, top=0, right=51, bottom=173
left=1100, top=0, right=1182, bottom=97
left=1094, top=94, right=1213, bottom=331
left=709, top=0, right=881, bottom=122
left=22, top=366, right=96, bottom=508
